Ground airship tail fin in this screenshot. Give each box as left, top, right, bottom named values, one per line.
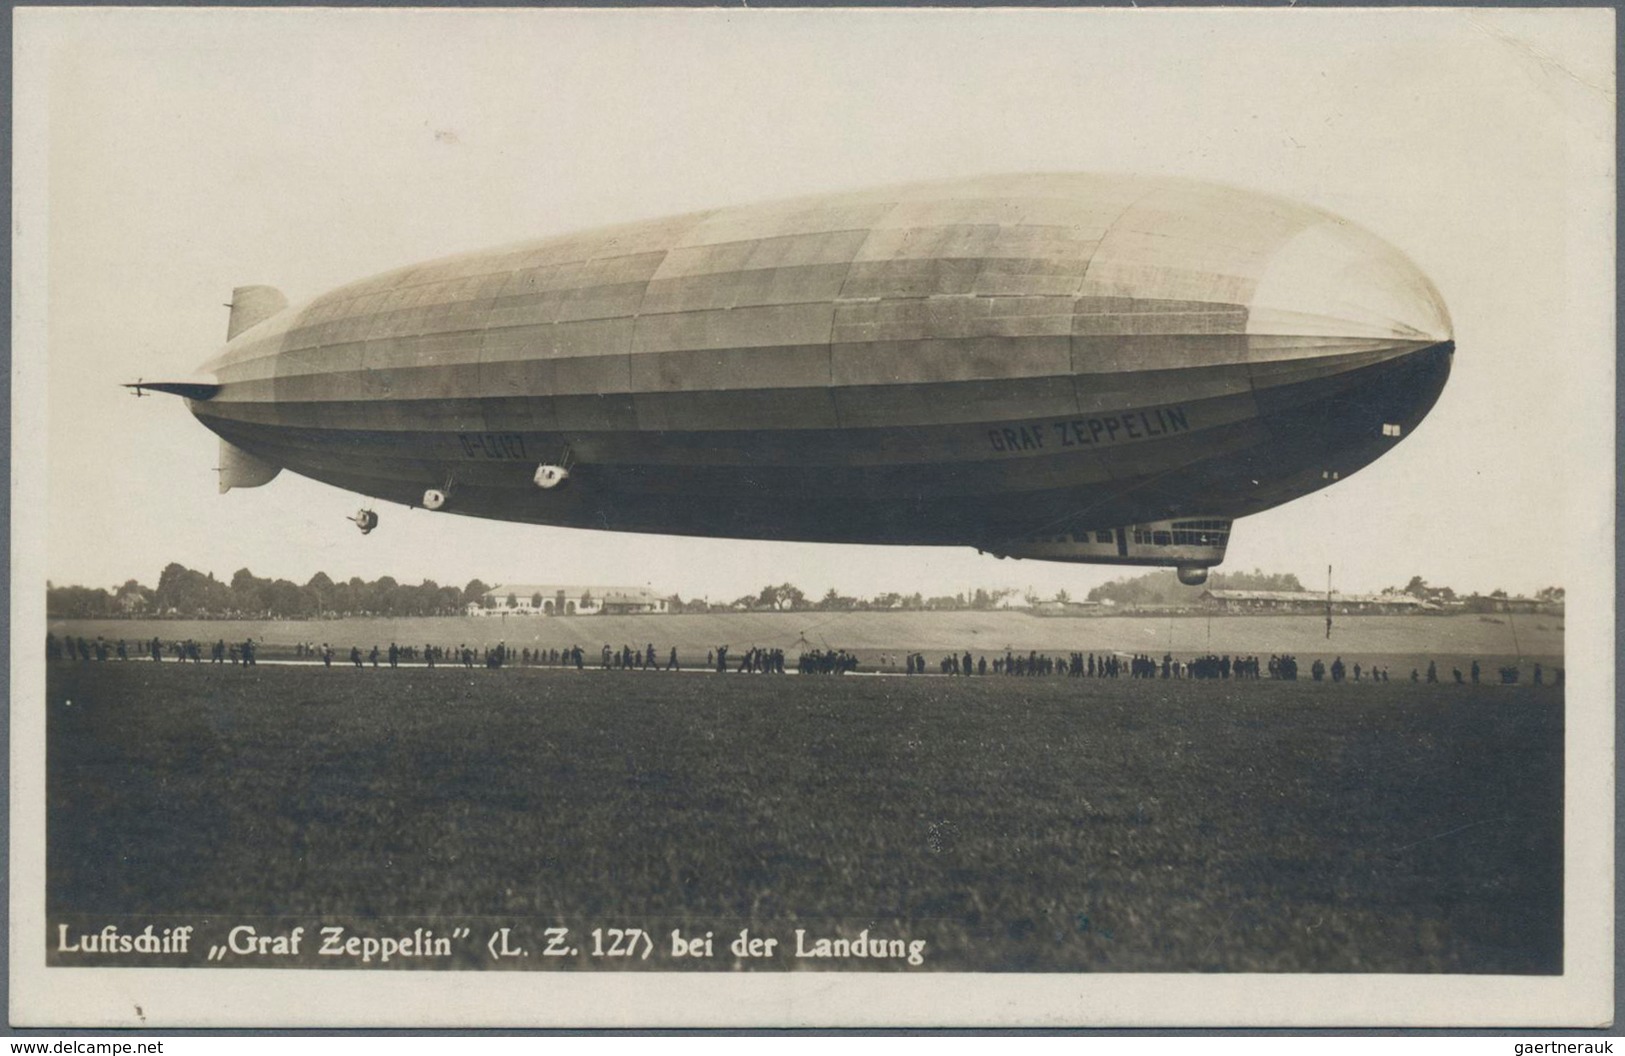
left=125, top=380, right=221, bottom=400
left=218, top=438, right=281, bottom=493
left=227, top=285, right=288, bottom=340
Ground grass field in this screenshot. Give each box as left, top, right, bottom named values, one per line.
left=46, top=662, right=1562, bottom=973
left=51, top=611, right=1563, bottom=677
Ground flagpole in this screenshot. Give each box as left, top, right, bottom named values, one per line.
left=1325, top=564, right=1333, bottom=640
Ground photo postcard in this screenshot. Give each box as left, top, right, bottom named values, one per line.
left=9, top=5, right=1615, bottom=1029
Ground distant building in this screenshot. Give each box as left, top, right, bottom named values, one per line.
left=1030, top=599, right=1106, bottom=616
left=599, top=589, right=672, bottom=615
left=1200, top=589, right=1437, bottom=615
left=115, top=591, right=149, bottom=615
left=468, top=584, right=670, bottom=616
left=1473, top=595, right=1563, bottom=616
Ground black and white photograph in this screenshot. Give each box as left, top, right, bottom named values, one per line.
left=10, top=5, right=1614, bottom=1028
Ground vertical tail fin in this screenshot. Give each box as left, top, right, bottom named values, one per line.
left=218, top=438, right=281, bottom=493
left=227, top=286, right=288, bottom=340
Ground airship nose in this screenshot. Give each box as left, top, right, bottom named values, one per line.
left=1247, top=217, right=1452, bottom=345
left=1244, top=213, right=1454, bottom=476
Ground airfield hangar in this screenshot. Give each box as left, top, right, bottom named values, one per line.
left=469, top=584, right=670, bottom=616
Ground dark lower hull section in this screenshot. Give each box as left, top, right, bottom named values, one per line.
left=193, top=343, right=1452, bottom=549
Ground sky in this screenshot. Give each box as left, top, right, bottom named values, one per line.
left=17, top=7, right=1615, bottom=604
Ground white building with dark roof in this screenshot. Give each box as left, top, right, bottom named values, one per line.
left=467, top=585, right=669, bottom=616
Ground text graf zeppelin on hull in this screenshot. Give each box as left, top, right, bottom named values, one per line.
left=137, top=172, right=1453, bottom=583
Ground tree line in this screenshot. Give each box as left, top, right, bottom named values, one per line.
left=702, top=584, right=1023, bottom=613
left=49, top=568, right=1029, bottom=619
left=50, top=563, right=1557, bottom=620
left=1084, top=568, right=1307, bottom=607
left=1081, top=569, right=1564, bottom=612
left=1382, top=576, right=1564, bottom=613
left=48, top=564, right=494, bottom=619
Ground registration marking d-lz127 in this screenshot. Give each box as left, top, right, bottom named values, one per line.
left=458, top=433, right=529, bottom=460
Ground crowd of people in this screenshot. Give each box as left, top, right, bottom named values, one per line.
left=905, top=650, right=1294, bottom=680
left=711, top=646, right=794, bottom=673
left=46, top=632, right=1562, bottom=687
left=47, top=634, right=260, bottom=665
left=1309, top=657, right=1388, bottom=682
left=798, top=649, right=860, bottom=675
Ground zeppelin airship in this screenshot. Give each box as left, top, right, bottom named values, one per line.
left=136, top=173, right=1452, bottom=584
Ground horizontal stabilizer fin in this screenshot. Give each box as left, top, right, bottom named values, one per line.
left=218, top=439, right=281, bottom=494
left=227, top=285, right=288, bottom=340
left=125, top=380, right=221, bottom=400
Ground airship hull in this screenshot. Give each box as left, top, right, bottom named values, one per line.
left=185, top=173, right=1453, bottom=564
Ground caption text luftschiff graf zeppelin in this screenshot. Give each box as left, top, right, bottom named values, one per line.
left=52, top=922, right=928, bottom=968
